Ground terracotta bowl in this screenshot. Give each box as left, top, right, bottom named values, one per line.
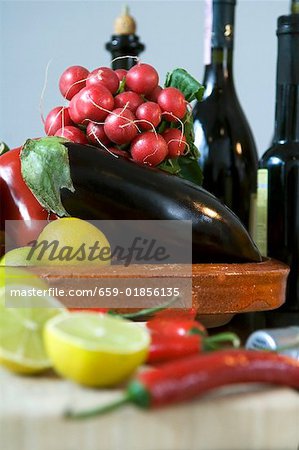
left=25, top=257, right=289, bottom=328
left=191, top=258, right=289, bottom=327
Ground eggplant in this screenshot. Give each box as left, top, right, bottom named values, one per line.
left=59, top=143, right=261, bottom=264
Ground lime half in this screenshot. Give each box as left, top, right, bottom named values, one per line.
left=44, top=313, right=150, bottom=387
left=0, top=287, right=65, bottom=374
left=0, top=246, right=35, bottom=266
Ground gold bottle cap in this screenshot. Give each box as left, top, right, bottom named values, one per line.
left=114, top=6, right=136, bottom=35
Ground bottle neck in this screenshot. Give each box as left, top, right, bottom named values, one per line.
left=105, top=34, right=145, bottom=70
left=274, top=18, right=299, bottom=143
left=203, top=0, right=236, bottom=92
left=274, top=85, right=299, bottom=143
left=203, top=48, right=234, bottom=92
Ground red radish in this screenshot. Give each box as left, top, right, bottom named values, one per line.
left=126, top=63, right=159, bottom=95
left=86, top=122, right=111, bottom=146
left=69, top=85, right=114, bottom=124
left=162, top=128, right=187, bottom=157
left=115, top=69, right=127, bottom=82
left=55, top=126, right=88, bottom=144
left=87, top=67, right=119, bottom=95
left=146, top=85, right=163, bottom=102
left=158, top=87, right=187, bottom=122
left=114, top=91, right=143, bottom=114
left=131, top=132, right=168, bottom=166
left=104, top=108, right=138, bottom=145
left=135, top=102, right=162, bottom=130
left=44, top=106, right=74, bottom=136
left=59, top=65, right=89, bottom=100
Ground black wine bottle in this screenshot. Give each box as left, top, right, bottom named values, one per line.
left=192, top=0, right=258, bottom=230
left=105, top=6, right=145, bottom=70
left=255, top=14, right=299, bottom=322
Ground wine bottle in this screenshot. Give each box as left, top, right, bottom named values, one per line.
left=291, top=0, right=299, bottom=14
left=192, top=0, right=258, bottom=230
left=255, top=14, right=299, bottom=321
left=105, top=6, right=145, bottom=70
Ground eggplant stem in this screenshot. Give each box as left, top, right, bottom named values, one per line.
left=64, top=395, right=130, bottom=420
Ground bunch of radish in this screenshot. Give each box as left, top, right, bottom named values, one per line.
left=44, top=62, right=197, bottom=168
left=43, top=63, right=204, bottom=182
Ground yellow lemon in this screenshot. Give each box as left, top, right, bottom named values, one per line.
left=30, top=218, right=111, bottom=266
left=44, top=313, right=150, bottom=387
left=0, top=286, right=66, bottom=374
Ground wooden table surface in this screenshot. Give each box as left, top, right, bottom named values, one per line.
left=1, top=365, right=299, bottom=450
left=1, top=311, right=299, bottom=450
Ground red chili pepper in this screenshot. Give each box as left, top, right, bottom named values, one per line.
left=68, top=308, right=109, bottom=314
left=147, top=331, right=239, bottom=363
left=0, top=147, right=57, bottom=248
left=148, top=333, right=202, bottom=363
left=65, top=349, right=299, bottom=418
left=153, top=307, right=197, bottom=321
left=147, top=317, right=207, bottom=337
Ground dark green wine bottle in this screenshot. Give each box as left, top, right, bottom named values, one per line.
left=255, top=14, right=299, bottom=321
left=192, top=0, right=258, bottom=231
left=105, top=6, right=145, bottom=70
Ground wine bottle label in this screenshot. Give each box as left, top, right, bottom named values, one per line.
left=249, top=192, right=257, bottom=239
left=254, top=169, right=268, bottom=256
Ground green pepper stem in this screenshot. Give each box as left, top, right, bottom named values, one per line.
left=64, top=395, right=130, bottom=420
left=119, top=296, right=182, bottom=319
left=189, top=327, right=207, bottom=337
left=203, top=332, right=241, bottom=351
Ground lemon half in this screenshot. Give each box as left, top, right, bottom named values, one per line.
left=32, top=218, right=111, bottom=266
left=44, top=313, right=150, bottom=387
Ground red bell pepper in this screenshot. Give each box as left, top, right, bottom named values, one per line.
left=0, top=147, right=57, bottom=250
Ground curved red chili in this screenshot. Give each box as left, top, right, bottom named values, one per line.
left=66, top=349, right=299, bottom=418
left=135, top=349, right=299, bottom=408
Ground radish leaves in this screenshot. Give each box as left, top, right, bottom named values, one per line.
left=165, top=68, right=204, bottom=103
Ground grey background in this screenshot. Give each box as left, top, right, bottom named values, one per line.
left=0, top=0, right=289, bottom=155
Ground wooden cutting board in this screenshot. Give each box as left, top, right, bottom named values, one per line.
left=1, top=367, right=298, bottom=450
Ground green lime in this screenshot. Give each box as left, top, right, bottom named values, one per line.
left=0, top=287, right=66, bottom=374
left=0, top=246, right=35, bottom=266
